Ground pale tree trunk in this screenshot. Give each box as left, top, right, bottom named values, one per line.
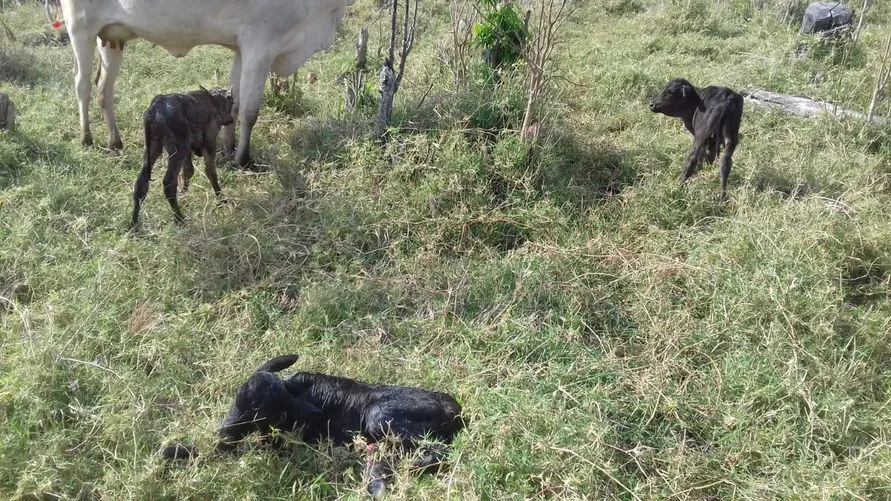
left=374, top=64, right=397, bottom=134
left=520, top=0, right=570, bottom=143
left=852, top=0, right=870, bottom=43
left=867, top=32, right=891, bottom=123
left=357, top=27, right=369, bottom=70
left=346, top=27, right=369, bottom=112
left=373, top=0, right=419, bottom=140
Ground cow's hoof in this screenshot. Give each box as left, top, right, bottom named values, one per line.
left=235, top=156, right=264, bottom=172
left=239, top=160, right=268, bottom=173
left=109, top=139, right=123, bottom=151
left=82, top=133, right=93, bottom=147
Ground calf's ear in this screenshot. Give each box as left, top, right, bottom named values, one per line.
left=256, top=354, right=301, bottom=373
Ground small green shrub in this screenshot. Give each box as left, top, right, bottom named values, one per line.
left=471, top=0, right=530, bottom=69
left=265, top=76, right=310, bottom=117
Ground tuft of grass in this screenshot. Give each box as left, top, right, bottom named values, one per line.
left=2, top=0, right=891, bottom=499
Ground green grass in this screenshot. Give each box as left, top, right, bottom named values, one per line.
left=2, top=0, right=891, bottom=499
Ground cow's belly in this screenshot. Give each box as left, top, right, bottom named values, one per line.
left=97, top=20, right=238, bottom=56
left=271, top=4, right=344, bottom=75
left=76, top=0, right=345, bottom=61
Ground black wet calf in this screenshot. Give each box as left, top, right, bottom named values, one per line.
left=130, top=87, right=234, bottom=228
left=215, top=355, right=464, bottom=497
left=650, top=78, right=744, bottom=197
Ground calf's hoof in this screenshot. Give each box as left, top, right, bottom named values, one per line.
left=159, top=441, right=198, bottom=461
left=367, top=479, right=386, bottom=499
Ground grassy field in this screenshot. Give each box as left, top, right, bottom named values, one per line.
left=2, top=0, right=891, bottom=499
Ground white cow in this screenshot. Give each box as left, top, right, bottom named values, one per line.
left=60, top=0, right=355, bottom=168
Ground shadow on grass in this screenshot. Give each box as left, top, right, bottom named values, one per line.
left=0, top=45, right=52, bottom=86
left=746, top=165, right=846, bottom=200
left=290, top=118, right=367, bottom=164
left=535, top=130, right=647, bottom=216
left=0, top=129, right=78, bottom=189
left=840, top=242, right=891, bottom=307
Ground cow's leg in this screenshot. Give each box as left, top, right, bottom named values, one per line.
left=69, top=31, right=97, bottom=147
left=163, top=139, right=187, bottom=224
left=234, top=54, right=272, bottom=170
left=97, top=42, right=124, bottom=151
left=131, top=137, right=163, bottom=229
left=221, top=52, right=242, bottom=156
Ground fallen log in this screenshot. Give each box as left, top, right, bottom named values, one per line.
left=744, top=89, right=887, bottom=123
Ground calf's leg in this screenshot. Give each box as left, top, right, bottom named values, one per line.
left=365, top=455, right=394, bottom=499
left=719, top=137, right=737, bottom=199
left=704, top=137, right=718, bottom=165
left=181, top=155, right=195, bottom=194
left=202, top=150, right=226, bottom=203
left=131, top=137, right=163, bottom=228
left=681, top=138, right=705, bottom=183
left=163, top=139, right=187, bottom=224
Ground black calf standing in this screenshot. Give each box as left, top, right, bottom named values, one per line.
left=216, top=355, right=465, bottom=497
left=650, top=78, right=743, bottom=197
left=130, top=87, right=234, bottom=228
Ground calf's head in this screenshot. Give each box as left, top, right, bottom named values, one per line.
left=218, top=354, right=318, bottom=449
left=206, top=87, right=235, bottom=127
left=650, top=78, right=699, bottom=117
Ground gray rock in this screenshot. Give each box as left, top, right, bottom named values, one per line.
left=800, top=2, right=854, bottom=34
left=0, top=92, right=14, bottom=130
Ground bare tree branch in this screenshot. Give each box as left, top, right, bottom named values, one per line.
left=867, top=31, right=891, bottom=122
left=374, top=0, right=421, bottom=140
left=521, top=0, right=571, bottom=143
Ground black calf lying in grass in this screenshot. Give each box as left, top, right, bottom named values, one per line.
left=130, top=87, right=234, bottom=228
left=162, top=355, right=465, bottom=497
left=649, top=78, right=744, bottom=197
